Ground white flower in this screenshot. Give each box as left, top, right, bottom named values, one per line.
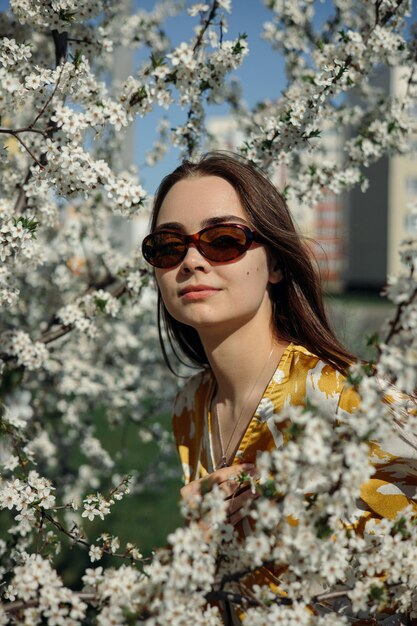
left=217, top=0, right=231, bottom=11
left=2, top=390, right=33, bottom=430
left=82, top=566, right=104, bottom=588
left=89, top=545, right=103, bottom=563
left=82, top=501, right=101, bottom=522
left=188, top=3, right=209, bottom=17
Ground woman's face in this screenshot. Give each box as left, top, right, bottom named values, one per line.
left=154, top=175, right=282, bottom=338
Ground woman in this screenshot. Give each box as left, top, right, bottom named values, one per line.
left=141, top=151, right=362, bottom=525
left=142, top=152, right=416, bottom=622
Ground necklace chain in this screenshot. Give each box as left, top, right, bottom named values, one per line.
left=213, top=344, right=276, bottom=470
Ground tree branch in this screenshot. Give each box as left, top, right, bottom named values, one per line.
left=11, top=132, right=45, bottom=168
left=10, top=38, right=67, bottom=215
left=384, top=264, right=416, bottom=345
left=1, top=593, right=96, bottom=616
left=193, top=1, right=219, bottom=53
left=0, top=127, right=47, bottom=137
left=29, top=61, right=65, bottom=130
left=52, top=29, right=68, bottom=66
left=38, top=280, right=128, bottom=346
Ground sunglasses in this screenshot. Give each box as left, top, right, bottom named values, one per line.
left=142, top=223, right=263, bottom=269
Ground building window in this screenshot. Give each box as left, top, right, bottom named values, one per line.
left=404, top=212, right=417, bottom=233
left=405, top=176, right=417, bottom=195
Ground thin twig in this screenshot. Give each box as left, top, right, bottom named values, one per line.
left=0, top=127, right=47, bottom=137
left=193, top=0, right=219, bottom=52
left=9, top=41, right=67, bottom=215
left=38, top=281, right=128, bottom=345
left=52, top=30, right=69, bottom=71
left=384, top=263, right=416, bottom=345
left=29, top=61, right=65, bottom=130
left=11, top=132, right=44, bottom=168
left=314, top=588, right=352, bottom=603
left=37, top=504, right=146, bottom=564
left=1, top=593, right=97, bottom=615
left=205, top=589, right=251, bottom=606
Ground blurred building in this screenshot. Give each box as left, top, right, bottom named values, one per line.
left=208, top=66, right=417, bottom=293
left=344, top=66, right=417, bottom=291
left=111, top=7, right=151, bottom=253
left=310, top=126, right=346, bottom=292
left=207, top=115, right=346, bottom=292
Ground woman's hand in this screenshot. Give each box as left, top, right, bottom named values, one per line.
left=180, top=463, right=258, bottom=527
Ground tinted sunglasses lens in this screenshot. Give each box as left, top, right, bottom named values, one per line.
left=200, top=225, right=250, bottom=261
left=142, top=232, right=185, bottom=268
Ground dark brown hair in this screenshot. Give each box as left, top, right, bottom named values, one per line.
left=149, top=152, right=354, bottom=375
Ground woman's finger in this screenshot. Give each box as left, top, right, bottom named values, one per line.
left=212, top=463, right=256, bottom=486
left=180, top=478, right=202, bottom=502
left=227, top=488, right=259, bottom=526
left=212, top=465, right=256, bottom=498
left=180, top=463, right=256, bottom=502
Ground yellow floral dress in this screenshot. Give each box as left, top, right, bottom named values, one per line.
left=172, top=343, right=417, bottom=529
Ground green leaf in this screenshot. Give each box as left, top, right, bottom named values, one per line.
left=302, top=75, right=316, bottom=84
left=233, top=34, right=248, bottom=55
left=129, top=87, right=148, bottom=107
left=392, top=516, right=410, bottom=539
left=258, top=479, right=279, bottom=498
left=200, top=477, right=211, bottom=495
left=150, top=53, right=165, bottom=69
left=284, top=422, right=304, bottom=440
left=70, top=49, right=83, bottom=69
left=337, top=29, right=349, bottom=43
left=368, top=584, right=385, bottom=602
left=12, top=216, right=39, bottom=238
left=366, top=332, right=379, bottom=346
left=304, top=129, right=321, bottom=139
left=346, top=370, right=362, bottom=386
left=95, top=298, right=107, bottom=313
left=58, top=9, right=77, bottom=22
left=315, top=515, right=333, bottom=539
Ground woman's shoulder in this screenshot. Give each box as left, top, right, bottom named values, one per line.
left=271, top=343, right=360, bottom=415
left=173, top=368, right=213, bottom=417
left=282, top=343, right=345, bottom=381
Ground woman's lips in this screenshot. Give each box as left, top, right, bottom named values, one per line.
left=179, top=286, right=221, bottom=300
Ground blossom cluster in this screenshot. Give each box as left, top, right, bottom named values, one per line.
left=0, top=470, right=55, bottom=537
left=1, top=330, right=49, bottom=371
left=4, top=554, right=87, bottom=625
left=0, top=216, right=37, bottom=263
left=57, top=289, right=122, bottom=338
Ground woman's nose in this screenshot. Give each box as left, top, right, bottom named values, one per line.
left=179, top=243, right=210, bottom=272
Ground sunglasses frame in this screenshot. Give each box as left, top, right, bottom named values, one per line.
left=142, top=222, right=263, bottom=269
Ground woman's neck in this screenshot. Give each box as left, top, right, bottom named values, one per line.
left=199, top=319, right=288, bottom=407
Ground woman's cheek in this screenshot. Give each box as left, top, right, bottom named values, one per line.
left=155, top=275, right=175, bottom=312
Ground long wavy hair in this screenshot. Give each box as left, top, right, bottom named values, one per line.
left=148, top=152, right=354, bottom=375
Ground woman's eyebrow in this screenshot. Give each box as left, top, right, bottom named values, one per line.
left=154, top=221, right=183, bottom=232
left=201, top=215, right=248, bottom=227
left=155, top=215, right=248, bottom=231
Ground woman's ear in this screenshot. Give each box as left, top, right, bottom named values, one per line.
left=266, top=251, right=283, bottom=284
left=269, top=265, right=283, bottom=285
